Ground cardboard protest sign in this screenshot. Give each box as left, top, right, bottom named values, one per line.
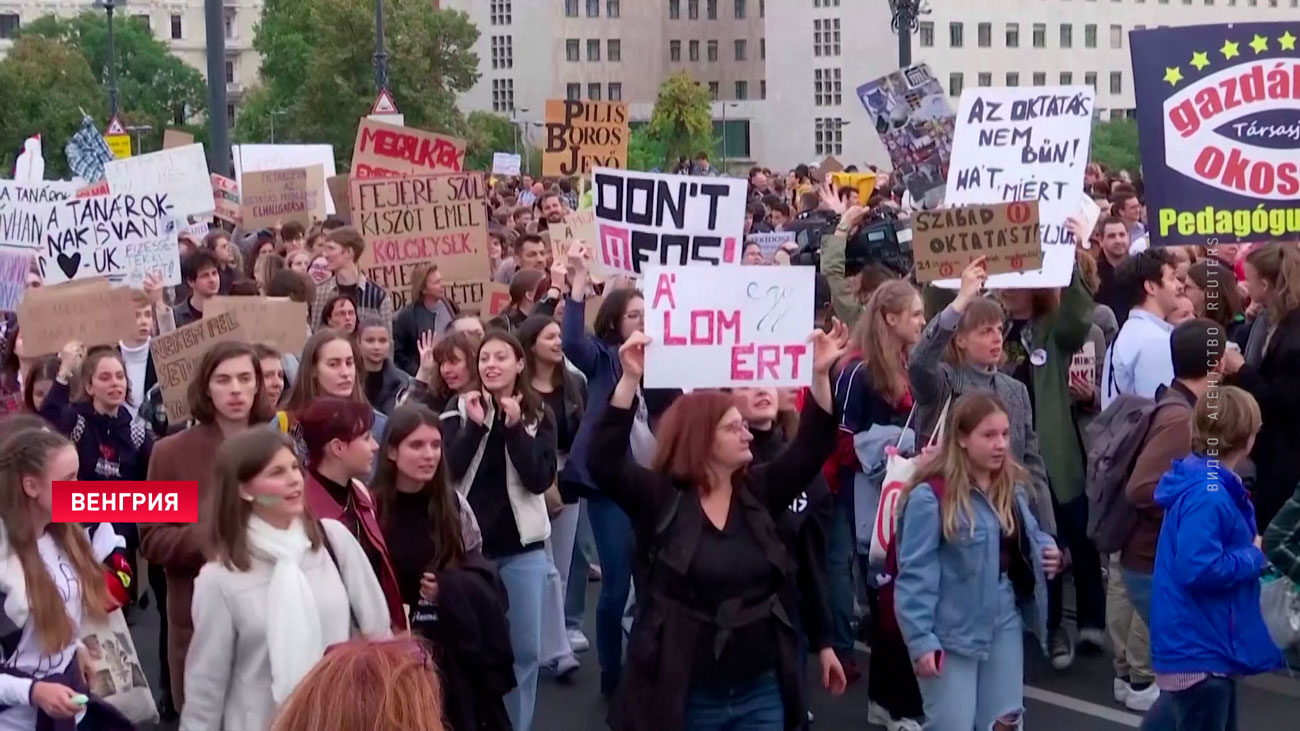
left=912, top=201, right=1043, bottom=283
left=551, top=208, right=606, bottom=282
left=182, top=221, right=210, bottom=240
left=643, top=265, right=814, bottom=389
left=746, top=232, right=796, bottom=263
left=205, top=296, right=309, bottom=354
left=1069, top=340, right=1097, bottom=389
left=856, top=64, right=955, bottom=208
left=239, top=165, right=326, bottom=230
left=76, top=181, right=111, bottom=199
left=163, top=129, right=195, bottom=149
left=211, top=175, right=241, bottom=224
left=31, top=194, right=180, bottom=287
left=233, top=144, right=338, bottom=215
left=351, top=118, right=467, bottom=179
left=17, top=279, right=139, bottom=355
left=104, top=144, right=215, bottom=218
left=1131, top=23, right=1300, bottom=246
left=350, top=172, right=490, bottom=312
left=479, top=282, right=512, bottom=320
left=543, top=100, right=630, bottom=176
left=151, top=311, right=247, bottom=423
left=492, top=152, right=522, bottom=176
left=445, top=279, right=494, bottom=314
left=0, top=250, right=30, bottom=311
left=326, top=175, right=352, bottom=224
left=0, top=181, right=79, bottom=204
left=591, top=168, right=748, bottom=278
left=939, top=85, right=1095, bottom=289
left=1078, top=194, right=1102, bottom=250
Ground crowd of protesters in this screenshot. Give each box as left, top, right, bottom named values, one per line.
left=0, top=154, right=1298, bottom=731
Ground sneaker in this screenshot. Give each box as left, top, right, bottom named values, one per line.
left=568, top=629, right=590, bottom=653
left=1113, top=677, right=1131, bottom=703
left=867, top=702, right=891, bottom=727
left=1050, top=631, right=1075, bottom=670
left=1125, top=683, right=1160, bottom=712
left=1078, top=628, right=1106, bottom=655
left=887, top=719, right=922, bottom=731
left=548, top=654, right=580, bottom=681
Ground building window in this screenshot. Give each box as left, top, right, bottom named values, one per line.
left=735, top=0, right=746, bottom=18
left=670, top=40, right=681, bottom=60
left=1085, top=24, right=1097, bottom=47
left=708, top=40, right=718, bottom=61
left=223, top=12, right=233, bottom=39
left=225, top=60, right=235, bottom=83
left=761, top=79, right=767, bottom=99
left=709, top=81, right=720, bottom=99
left=813, top=0, right=841, bottom=5
left=949, top=22, right=963, bottom=48
left=814, top=18, right=841, bottom=56
left=490, top=0, right=512, bottom=25
left=1084, top=71, right=1097, bottom=90
left=0, top=13, right=18, bottom=40
left=1110, top=71, right=1123, bottom=93
left=170, top=14, right=182, bottom=40
left=609, top=82, right=623, bottom=100
left=492, top=78, right=515, bottom=112
left=491, top=36, right=514, bottom=69
left=814, top=68, right=842, bottom=106
left=735, top=39, right=747, bottom=60
left=736, top=80, right=748, bottom=99
left=1033, top=72, right=1046, bottom=86
left=920, top=21, right=934, bottom=47
left=1033, top=23, right=1046, bottom=48
left=814, top=117, right=844, bottom=155
left=1060, top=24, right=1073, bottom=48
left=588, top=82, right=602, bottom=100
left=761, top=37, right=765, bottom=59
left=690, top=39, right=700, bottom=60
left=689, top=0, right=699, bottom=19
left=566, top=39, right=579, bottom=62
left=978, top=23, right=991, bottom=48
left=1006, top=72, right=1019, bottom=86
left=1060, top=71, right=1073, bottom=84
left=949, top=72, right=963, bottom=96
left=132, top=13, right=151, bottom=32
left=708, top=0, right=718, bottom=19
left=1006, top=23, right=1019, bottom=47
left=1110, top=24, right=1123, bottom=48
left=587, top=0, right=600, bottom=17
left=978, top=72, right=992, bottom=87
left=565, top=0, right=578, bottom=17
left=587, top=38, right=601, bottom=60
left=760, top=0, right=766, bottom=15
left=567, top=83, right=581, bottom=100
left=608, top=39, right=621, bottom=61
left=670, top=0, right=680, bottom=19
left=607, top=0, right=620, bottom=17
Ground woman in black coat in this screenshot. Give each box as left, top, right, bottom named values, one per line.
left=587, top=323, right=849, bottom=731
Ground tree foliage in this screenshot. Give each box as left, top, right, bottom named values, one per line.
left=20, top=12, right=208, bottom=154
left=627, top=126, right=667, bottom=172
left=465, top=111, right=515, bottom=170
left=0, top=35, right=105, bottom=178
left=1091, top=118, right=1141, bottom=175
left=646, top=72, right=713, bottom=170
left=236, top=0, right=480, bottom=167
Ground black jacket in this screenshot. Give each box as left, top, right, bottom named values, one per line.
left=364, top=360, right=411, bottom=416
left=588, top=397, right=837, bottom=731
left=1236, top=309, right=1300, bottom=531
left=39, top=381, right=154, bottom=482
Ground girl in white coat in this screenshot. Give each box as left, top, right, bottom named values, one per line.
left=180, top=429, right=392, bottom=731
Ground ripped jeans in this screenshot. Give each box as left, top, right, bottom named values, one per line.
left=917, top=578, right=1025, bottom=731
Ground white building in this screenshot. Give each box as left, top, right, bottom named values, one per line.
left=0, top=0, right=262, bottom=123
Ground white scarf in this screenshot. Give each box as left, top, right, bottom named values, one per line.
left=246, top=515, right=322, bottom=704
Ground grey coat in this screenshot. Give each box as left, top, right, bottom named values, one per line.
left=906, top=305, right=1057, bottom=535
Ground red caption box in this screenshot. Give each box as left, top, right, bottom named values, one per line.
left=52, top=481, right=199, bottom=523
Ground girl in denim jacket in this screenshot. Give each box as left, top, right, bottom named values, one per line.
left=894, top=393, right=1062, bottom=730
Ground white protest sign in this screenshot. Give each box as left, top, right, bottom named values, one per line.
left=0, top=181, right=80, bottom=204
left=1078, top=194, right=1101, bottom=250
left=1069, top=340, right=1097, bottom=388
left=492, top=152, right=522, bottom=176
left=592, top=168, right=748, bottom=278
left=104, top=144, right=215, bottom=219
left=642, top=265, right=814, bottom=389
left=747, top=231, right=796, bottom=262
left=0, top=198, right=55, bottom=253
left=233, top=144, right=338, bottom=214
left=35, top=193, right=181, bottom=287
left=937, top=86, right=1095, bottom=289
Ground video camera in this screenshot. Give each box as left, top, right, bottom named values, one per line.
left=791, top=207, right=915, bottom=278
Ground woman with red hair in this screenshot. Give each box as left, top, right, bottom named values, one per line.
left=588, top=321, right=849, bottom=731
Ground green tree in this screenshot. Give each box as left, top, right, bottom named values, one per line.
left=465, top=111, right=516, bottom=170
left=627, top=126, right=667, bottom=172
left=0, top=35, right=106, bottom=178
left=646, top=72, right=713, bottom=170
left=1091, top=118, right=1141, bottom=174
left=237, top=0, right=480, bottom=166
left=20, top=13, right=208, bottom=154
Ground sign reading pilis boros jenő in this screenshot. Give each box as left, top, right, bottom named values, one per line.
left=1131, top=23, right=1300, bottom=246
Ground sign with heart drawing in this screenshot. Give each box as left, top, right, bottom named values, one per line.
left=32, top=193, right=181, bottom=288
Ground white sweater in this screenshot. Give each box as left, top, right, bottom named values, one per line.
left=179, top=520, right=392, bottom=731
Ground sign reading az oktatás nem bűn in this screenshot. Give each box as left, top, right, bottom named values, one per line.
left=1131, top=22, right=1300, bottom=246
left=591, top=168, right=748, bottom=278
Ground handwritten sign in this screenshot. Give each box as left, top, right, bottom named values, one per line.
left=17, top=279, right=140, bottom=355
left=479, top=282, right=512, bottom=320
left=211, top=174, right=241, bottom=224
left=0, top=181, right=79, bottom=204
left=1070, top=340, right=1097, bottom=388
left=351, top=118, right=467, bottom=179
left=34, top=194, right=180, bottom=287
left=912, top=201, right=1043, bottom=283
left=233, top=144, right=337, bottom=215
left=746, top=232, right=796, bottom=263
left=592, top=168, right=747, bottom=278
left=492, top=152, right=522, bottom=176
left=104, top=144, right=215, bottom=218
left=239, top=165, right=325, bottom=230
left=151, top=311, right=248, bottom=422
left=0, top=250, right=30, bottom=311
left=76, top=181, right=111, bottom=199
left=350, top=173, right=489, bottom=312
left=643, top=265, right=814, bottom=389
left=939, top=86, right=1095, bottom=289
left=543, top=100, right=629, bottom=176
left=445, top=279, right=493, bottom=314
left=326, top=175, right=352, bottom=224
left=205, top=296, right=308, bottom=354
left=0, top=198, right=55, bottom=253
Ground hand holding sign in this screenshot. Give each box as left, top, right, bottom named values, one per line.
left=618, top=331, right=651, bottom=381
left=953, top=257, right=989, bottom=312
left=811, top=319, right=849, bottom=377
left=1065, top=215, right=1089, bottom=251
left=567, top=241, right=589, bottom=272
left=58, top=340, right=85, bottom=381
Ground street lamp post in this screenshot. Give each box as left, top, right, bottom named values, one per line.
left=96, top=0, right=122, bottom=118
left=204, top=0, right=231, bottom=175
left=721, top=102, right=739, bottom=172
left=373, top=0, right=389, bottom=92
left=890, top=0, right=928, bottom=68
left=125, top=124, right=152, bottom=155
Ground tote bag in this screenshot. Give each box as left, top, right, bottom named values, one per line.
left=868, top=397, right=950, bottom=568
left=79, top=608, right=159, bottom=725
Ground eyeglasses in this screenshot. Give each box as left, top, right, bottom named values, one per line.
left=717, top=421, right=751, bottom=436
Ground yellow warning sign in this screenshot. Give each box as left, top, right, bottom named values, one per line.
left=105, top=134, right=132, bottom=159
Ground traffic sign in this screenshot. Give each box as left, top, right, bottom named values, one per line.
left=104, top=116, right=131, bottom=158
left=368, top=89, right=403, bottom=126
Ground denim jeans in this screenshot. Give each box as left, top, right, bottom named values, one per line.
left=564, top=499, right=592, bottom=631
left=827, top=484, right=858, bottom=655
left=496, top=548, right=550, bottom=731
left=1140, top=676, right=1238, bottom=731
left=1124, top=569, right=1154, bottom=627
left=684, top=671, right=784, bottom=731
left=1048, top=494, right=1106, bottom=633
left=588, top=494, right=635, bottom=692
left=917, top=578, right=1025, bottom=731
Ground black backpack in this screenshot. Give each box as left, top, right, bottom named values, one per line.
left=1083, top=393, right=1162, bottom=553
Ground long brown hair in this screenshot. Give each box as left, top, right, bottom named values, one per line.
left=424, top=331, right=480, bottom=407
left=206, top=428, right=323, bottom=571
left=188, top=341, right=274, bottom=425
left=903, top=393, right=1026, bottom=541
left=78, top=346, right=129, bottom=406
left=371, top=405, right=466, bottom=570
left=476, top=330, right=544, bottom=420
left=1186, top=260, right=1245, bottom=330
left=0, top=428, right=110, bottom=652
left=852, top=280, right=918, bottom=404
left=651, top=391, right=739, bottom=487
left=284, top=329, right=369, bottom=413
left=1245, top=243, right=1300, bottom=324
